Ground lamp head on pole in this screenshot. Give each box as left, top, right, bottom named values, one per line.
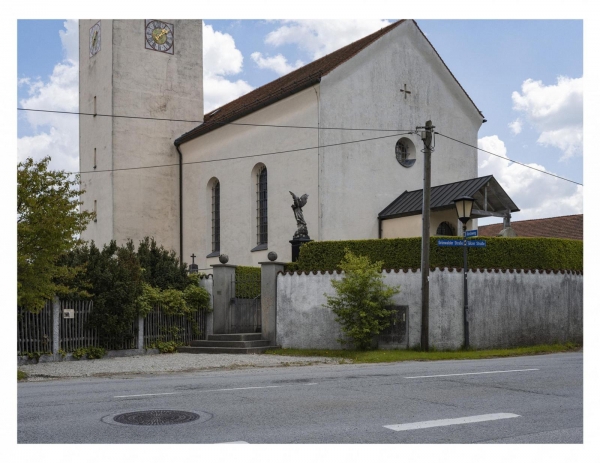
left=454, top=196, right=475, bottom=225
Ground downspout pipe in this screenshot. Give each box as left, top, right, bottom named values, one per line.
left=175, top=142, right=184, bottom=266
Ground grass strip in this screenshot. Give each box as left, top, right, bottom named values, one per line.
left=18, top=370, right=28, bottom=381
left=264, top=342, right=581, bottom=364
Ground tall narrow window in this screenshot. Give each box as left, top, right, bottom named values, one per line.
left=93, top=147, right=97, bottom=169
left=256, top=166, right=268, bottom=245
left=93, top=96, right=97, bottom=116
left=212, top=180, right=220, bottom=253
left=93, top=200, right=97, bottom=222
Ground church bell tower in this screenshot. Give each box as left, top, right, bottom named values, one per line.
left=79, top=20, right=203, bottom=253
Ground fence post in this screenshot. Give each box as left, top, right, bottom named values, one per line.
left=199, top=275, right=214, bottom=339
left=52, top=296, right=60, bottom=356
left=138, top=315, right=144, bottom=351
left=260, top=260, right=285, bottom=345
left=211, top=264, right=236, bottom=334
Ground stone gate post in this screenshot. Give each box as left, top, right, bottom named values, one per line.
left=260, top=260, right=285, bottom=345
left=198, top=275, right=214, bottom=339
left=211, top=264, right=236, bottom=334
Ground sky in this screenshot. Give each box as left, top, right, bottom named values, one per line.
left=16, top=18, right=584, bottom=226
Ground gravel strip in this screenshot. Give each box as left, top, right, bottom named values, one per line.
left=18, top=353, right=344, bottom=381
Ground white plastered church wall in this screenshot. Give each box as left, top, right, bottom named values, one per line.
left=181, top=87, right=320, bottom=270
left=318, top=20, right=481, bottom=241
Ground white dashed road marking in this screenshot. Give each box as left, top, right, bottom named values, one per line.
left=384, top=413, right=520, bottom=431
left=404, top=368, right=539, bottom=379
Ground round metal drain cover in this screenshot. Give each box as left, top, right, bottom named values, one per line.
left=113, top=410, right=201, bottom=426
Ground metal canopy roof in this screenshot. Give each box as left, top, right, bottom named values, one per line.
left=378, top=175, right=519, bottom=220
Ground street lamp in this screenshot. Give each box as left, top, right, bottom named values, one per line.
left=453, top=196, right=474, bottom=349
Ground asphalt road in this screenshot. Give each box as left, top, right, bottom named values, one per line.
left=17, top=352, right=583, bottom=444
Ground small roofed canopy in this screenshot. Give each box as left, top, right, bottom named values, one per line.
left=378, top=175, right=519, bottom=221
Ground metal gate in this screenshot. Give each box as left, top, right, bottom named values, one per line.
left=228, top=273, right=261, bottom=334
left=378, top=305, right=408, bottom=347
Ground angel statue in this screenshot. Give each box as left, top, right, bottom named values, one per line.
left=289, top=191, right=310, bottom=239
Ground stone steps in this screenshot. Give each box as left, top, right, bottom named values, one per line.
left=177, top=333, right=277, bottom=355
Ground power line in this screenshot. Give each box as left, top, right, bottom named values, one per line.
left=436, top=132, right=583, bottom=186
left=17, top=107, right=413, bottom=133
left=19, top=107, right=582, bottom=186
left=76, top=131, right=414, bottom=175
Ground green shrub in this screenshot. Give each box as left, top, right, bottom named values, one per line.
left=155, top=340, right=179, bottom=353
left=86, top=346, right=106, bottom=359
left=72, top=347, right=87, bottom=359
left=235, top=266, right=261, bottom=298
left=324, top=251, right=400, bottom=350
left=287, top=237, right=582, bottom=272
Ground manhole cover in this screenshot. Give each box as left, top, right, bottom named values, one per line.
left=113, top=410, right=201, bottom=426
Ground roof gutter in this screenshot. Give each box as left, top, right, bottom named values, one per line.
left=175, top=142, right=184, bottom=266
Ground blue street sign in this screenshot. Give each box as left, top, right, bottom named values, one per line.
left=437, top=239, right=463, bottom=247
left=465, top=229, right=478, bottom=237
left=437, top=239, right=487, bottom=248
left=467, top=240, right=486, bottom=247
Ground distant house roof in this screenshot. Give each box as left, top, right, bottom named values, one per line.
left=479, top=214, right=583, bottom=240
left=175, top=19, right=483, bottom=146
left=378, top=175, right=519, bottom=220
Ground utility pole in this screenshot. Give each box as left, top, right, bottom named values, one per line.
left=418, top=120, right=434, bottom=351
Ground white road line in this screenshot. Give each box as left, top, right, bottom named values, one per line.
left=215, top=441, right=249, bottom=444
left=404, top=368, right=539, bottom=379
left=384, top=413, right=520, bottom=431
left=115, top=383, right=317, bottom=398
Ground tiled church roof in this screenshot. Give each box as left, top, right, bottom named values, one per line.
left=478, top=214, right=583, bottom=240
left=175, top=19, right=482, bottom=146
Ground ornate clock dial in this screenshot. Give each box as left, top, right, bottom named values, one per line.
left=145, top=19, right=174, bottom=54
left=89, top=21, right=101, bottom=57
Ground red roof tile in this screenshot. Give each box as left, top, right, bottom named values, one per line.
left=175, top=19, right=482, bottom=146
left=478, top=214, right=583, bottom=240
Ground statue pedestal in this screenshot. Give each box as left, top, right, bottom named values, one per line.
left=290, top=237, right=312, bottom=262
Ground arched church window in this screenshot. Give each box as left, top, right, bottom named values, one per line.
left=212, top=180, right=220, bottom=253
left=436, top=221, right=455, bottom=236
left=256, top=166, right=268, bottom=245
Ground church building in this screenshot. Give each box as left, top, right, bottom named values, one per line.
left=80, top=19, right=517, bottom=271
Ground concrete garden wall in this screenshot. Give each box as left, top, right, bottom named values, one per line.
left=276, top=268, right=583, bottom=350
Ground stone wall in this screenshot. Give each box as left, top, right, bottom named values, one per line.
left=276, top=268, right=583, bottom=350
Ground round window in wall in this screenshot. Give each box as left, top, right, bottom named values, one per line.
left=395, top=138, right=416, bottom=167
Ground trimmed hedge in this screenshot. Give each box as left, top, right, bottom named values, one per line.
left=284, top=237, right=583, bottom=272
left=235, top=266, right=261, bottom=298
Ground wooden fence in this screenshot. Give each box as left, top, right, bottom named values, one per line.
left=143, top=304, right=207, bottom=348
left=17, top=299, right=207, bottom=354
left=17, top=302, right=53, bottom=355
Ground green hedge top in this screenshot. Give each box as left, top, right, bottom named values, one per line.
left=284, top=237, right=583, bottom=272
left=235, top=266, right=261, bottom=298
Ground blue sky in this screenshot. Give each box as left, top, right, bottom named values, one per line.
left=17, top=19, right=584, bottom=224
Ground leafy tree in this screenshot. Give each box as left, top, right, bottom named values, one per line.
left=136, top=237, right=189, bottom=290
left=17, top=157, right=95, bottom=312
left=324, top=250, right=400, bottom=350
left=76, top=241, right=144, bottom=348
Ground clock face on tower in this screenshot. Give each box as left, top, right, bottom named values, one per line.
left=145, top=19, right=174, bottom=54
left=89, top=21, right=101, bottom=57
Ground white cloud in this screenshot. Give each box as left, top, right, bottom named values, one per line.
left=18, top=20, right=79, bottom=174
left=508, top=118, right=522, bottom=135
left=264, top=19, right=392, bottom=60
left=478, top=135, right=582, bottom=221
left=511, top=76, right=583, bottom=160
left=250, top=52, right=304, bottom=76
left=203, top=22, right=253, bottom=112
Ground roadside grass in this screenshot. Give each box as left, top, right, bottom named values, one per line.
left=18, top=370, right=28, bottom=381
left=264, top=342, right=581, bottom=364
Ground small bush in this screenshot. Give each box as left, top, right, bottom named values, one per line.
left=86, top=346, right=106, bottom=359
left=18, top=370, right=28, bottom=381
left=235, top=266, right=261, bottom=298
left=324, top=250, right=400, bottom=350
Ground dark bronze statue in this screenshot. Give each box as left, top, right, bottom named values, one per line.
left=289, top=191, right=309, bottom=239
